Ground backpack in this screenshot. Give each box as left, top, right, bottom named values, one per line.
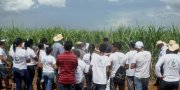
left=114, top=66, right=126, bottom=83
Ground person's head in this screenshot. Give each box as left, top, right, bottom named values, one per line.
left=64, top=41, right=73, bottom=51
left=0, top=41, right=5, bottom=48
left=129, top=41, right=136, bottom=50
left=40, top=38, right=48, bottom=44
left=24, top=39, right=33, bottom=50
left=103, top=37, right=109, bottom=43
left=88, top=44, right=95, bottom=53
left=167, top=43, right=179, bottom=54
left=112, top=42, right=121, bottom=52
left=38, top=43, right=44, bottom=50
left=135, top=41, right=144, bottom=52
left=168, top=40, right=176, bottom=46
left=53, top=34, right=63, bottom=42
left=156, top=40, right=165, bottom=49
left=99, top=43, right=107, bottom=53
left=46, top=46, right=53, bottom=55
left=13, top=38, right=23, bottom=52
left=75, top=41, right=84, bottom=49
left=72, top=49, right=80, bottom=58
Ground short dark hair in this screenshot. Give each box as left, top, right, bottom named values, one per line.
left=64, top=41, right=73, bottom=51
left=99, top=43, right=107, bottom=52
left=38, top=43, right=44, bottom=50
left=112, top=42, right=121, bottom=50
left=46, top=46, right=53, bottom=55
left=103, top=37, right=109, bottom=42
left=129, top=41, right=136, bottom=49
left=73, top=50, right=80, bottom=57
left=0, top=41, right=4, bottom=46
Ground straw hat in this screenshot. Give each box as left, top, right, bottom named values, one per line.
left=168, top=43, right=179, bottom=51
left=53, top=34, right=63, bottom=42
left=168, top=40, right=176, bottom=46
left=75, top=41, right=83, bottom=45
left=156, top=40, right=164, bottom=46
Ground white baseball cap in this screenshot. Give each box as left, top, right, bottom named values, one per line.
left=135, top=41, right=144, bottom=49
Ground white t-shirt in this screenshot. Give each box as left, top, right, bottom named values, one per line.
left=75, top=58, right=87, bottom=84
left=91, top=55, right=111, bottom=84
left=132, top=50, right=151, bottom=78
left=125, top=50, right=137, bottom=76
left=0, top=47, right=7, bottom=64
left=155, top=54, right=180, bottom=82
left=39, top=50, right=46, bottom=61
left=26, top=47, right=36, bottom=66
left=12, top=47, right=30, bottom=70
left=109, top=52, right=126, bottom=78
left=83, top=53, right=100, bottom=65
left=41, top=54, right=56, bottom=73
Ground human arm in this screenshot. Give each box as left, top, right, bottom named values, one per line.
left=155, top=57, right=164, bottom=78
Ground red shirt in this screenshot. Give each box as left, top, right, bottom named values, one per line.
left=57, top=51, right=78, bottom=85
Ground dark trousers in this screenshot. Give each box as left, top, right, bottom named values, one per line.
left=27, top=65, right=35, bottom=83
left=36, top=67, right=45, bottom=90
left=93, top=83, right=106, bottom=90
left=13, top=68, right=33, bottom=90
left=59, top=84, right=75, bottom=90
left=160, top=80, right=179, bottom=90
left=85, top=74, right=92, bottom=90
left=75, top=83, right=83, bottom=90
left=0, top=64, right=9, bottom=89
left=110, top=77, right=125, bottom=90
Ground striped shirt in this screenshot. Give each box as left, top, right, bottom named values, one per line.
left=57, top=51, right=78, bottom=84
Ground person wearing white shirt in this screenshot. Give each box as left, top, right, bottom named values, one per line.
left=41, top=46, right=57, bottom=90
left=24, top=39, right=38, bottom=85
left=109, top=42, right=127, bottom=90
left=154, top=40, right=168, bottom=87
left=125, top=41, right=137, bottom=90
left=11, top=38, right=33, bottom=90
left=0, top=40, right=10, bottom=89
left=36, top=43, right=46, bottom=90
left=131, top=41, right=152, bottom=90
left=83, top=44, right=99, bottom=90
left=73, top=50, right=88, bottom=90
left=155, top=44, right=180, bottom=90
left=90, top=43, right=111, bottom=90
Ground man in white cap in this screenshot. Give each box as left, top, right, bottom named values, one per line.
left=52, top=34, right=64, bottom=58
left=154, top=40, right=168, bottom=87
left=131, top=41, right=152, bottom=90
left=155, top=43, right=180, bottom=90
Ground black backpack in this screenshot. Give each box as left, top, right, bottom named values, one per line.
left=114, top=66, right=126, bottom=83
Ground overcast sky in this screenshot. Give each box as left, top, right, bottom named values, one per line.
left=0, top=0, right=180, bottom=30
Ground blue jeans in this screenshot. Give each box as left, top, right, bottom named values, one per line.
left=134, top=76, right=149, bottom=90
left=42, top=72, right=54, bottom=90
left=13, top=68, right=33, bottom=90
left=85, top=74, right=92, bottom=90
left=58, top=84, right=75, bottom=90
left=127, top=76, right=135, bottom=90
left=93, top=83, right=106, bottom=90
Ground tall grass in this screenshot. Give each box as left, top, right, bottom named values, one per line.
left=0, top=26, right=180, bottom=80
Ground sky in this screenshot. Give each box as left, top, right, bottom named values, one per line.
left=0, top=0, right=180, bottom=30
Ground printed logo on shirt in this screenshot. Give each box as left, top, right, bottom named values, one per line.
left=14, top=56, right=23, bottom=64
left=168, top=60, right=178, bottom=68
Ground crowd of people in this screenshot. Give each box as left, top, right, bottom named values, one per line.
left=0, top=34, right=180, bottom=90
